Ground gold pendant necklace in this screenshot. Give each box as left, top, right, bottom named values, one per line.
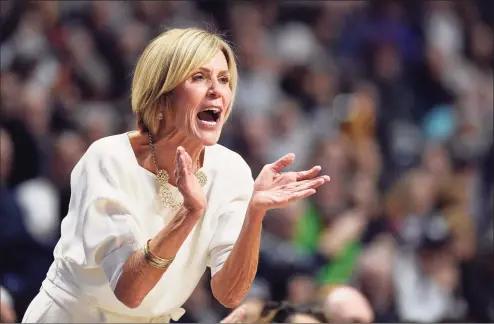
left=148, top=133, right=207, bottom=210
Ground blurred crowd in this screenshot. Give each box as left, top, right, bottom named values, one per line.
left=1, top=0, right=493, bottom=322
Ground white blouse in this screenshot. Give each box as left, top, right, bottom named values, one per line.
left=40, top=133, right=254, bottom=322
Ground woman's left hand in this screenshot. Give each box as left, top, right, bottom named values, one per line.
left=175, top=146, right=207, bottom=212
left=250, top=153, right=330, bottom=213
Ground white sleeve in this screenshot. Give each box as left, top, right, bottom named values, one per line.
left=64, top=144, right=142, bottom=291
left=207, top=156, right=254, bottom=277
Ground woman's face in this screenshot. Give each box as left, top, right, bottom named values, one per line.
left=167, top=50, right=232, bottom=146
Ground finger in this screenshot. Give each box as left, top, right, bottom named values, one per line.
left=269, top=153, right=295, bottom=172
left=175, top=151, right=186, bottom=179
left=179, top=150, right=190, bottom=176
left=298, top=178, right=326, bottom=191
left=177, top=147, right=194, bottom=175
left=295, top=165, right=322, bottom=181
left=175, top=146, right=187, bottom=170
left=174, top=148, right=181, bottom=180
left=183, top=150, right=193, bottom=172
left=291, top=176, right=330, bottom=191
left=289, top=188, right=316, bottom=202
left=175, top=146, right=181, bottom=171
left=307, top=175, right=330, bottom=188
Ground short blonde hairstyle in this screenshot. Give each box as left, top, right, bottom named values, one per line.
left=131, top=28, right=238, bottom=135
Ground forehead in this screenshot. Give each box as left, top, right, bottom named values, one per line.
left=200, top=50, right=229, bottom=71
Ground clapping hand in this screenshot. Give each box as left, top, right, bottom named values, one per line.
left=175, top=146, right=207, bottom=212
left=250, top=153, right=330, bottom=213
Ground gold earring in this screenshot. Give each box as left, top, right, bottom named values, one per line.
left=158, top=112, right=163, bottom=121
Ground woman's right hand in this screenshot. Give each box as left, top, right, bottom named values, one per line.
left=174, top=146, right=207, bottom=212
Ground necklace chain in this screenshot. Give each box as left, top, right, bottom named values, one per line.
left=148, top=133, right=207, bottom=210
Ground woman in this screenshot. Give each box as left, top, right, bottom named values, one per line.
left=22, top=28, right=330, bottom=323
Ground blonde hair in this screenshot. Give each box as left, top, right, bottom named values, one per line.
left=131, top=28, right=238, bottom=134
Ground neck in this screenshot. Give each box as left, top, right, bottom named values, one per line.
left=151, top=127, right=204, bottom=176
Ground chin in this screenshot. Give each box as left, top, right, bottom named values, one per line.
left=200, top=139, right=220, bottom=146
left=194, top=118, right=223, bottom=145
left=196, top=131, right=221, bottom=146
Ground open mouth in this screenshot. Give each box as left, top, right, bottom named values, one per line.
left=197, top=108, right=221, bottom=126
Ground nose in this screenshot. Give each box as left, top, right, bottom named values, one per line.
left=207, top=80, right=220, bottom=98
left=207, top=88, right=218, bottom=98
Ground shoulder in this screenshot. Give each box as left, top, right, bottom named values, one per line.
left=85, top=134, right=129, bottom=160
left=74, top=134, right=132, bottom=178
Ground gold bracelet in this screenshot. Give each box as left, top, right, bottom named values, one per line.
left=142, top=239, right=174, bottom=269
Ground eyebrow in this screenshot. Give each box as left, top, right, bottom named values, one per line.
left=197, top=67, right=230, bottom=75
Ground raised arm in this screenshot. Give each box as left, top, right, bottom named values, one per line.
left=210, top=153, right=330, bottom=308
left=114, top=146, right=207, bottom=308
left=114, top=206, right=202, bottom=308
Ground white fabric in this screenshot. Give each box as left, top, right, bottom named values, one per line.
left=394, top=250, right=454, bottom=322
left=23, top=133, right=254, bottom=323
left=425, top=8, right=463, bottom=62
left=16, top=178, right=60, bottom=246
left=0, top=285, right=13, bottom=308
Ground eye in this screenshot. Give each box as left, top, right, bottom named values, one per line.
left=218, top=75, right=229, bottom=84
left=192, top=73, right=205, bottom=82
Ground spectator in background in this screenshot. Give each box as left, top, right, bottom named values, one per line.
left=49, top=131, right=87, bottom=222
left=267, top=97, right=314, bottom=172
left=0, top=130, right=18, bottom=324
left=323, top=286, right=374, bottom=323
left=220, top=285, right=373, bottom=323
left=0, top=128, right=54, bottom=318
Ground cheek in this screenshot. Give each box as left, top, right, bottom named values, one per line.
left=223, top=87, right=233, bottom=106
left=174, top=87, right=205, bottom=117
left=221, top=88, right=233, bottom=117
left=185, top=108, right=197, bottom=131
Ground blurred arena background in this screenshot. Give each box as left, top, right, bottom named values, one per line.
left=1, top=0, right=493, bottom=322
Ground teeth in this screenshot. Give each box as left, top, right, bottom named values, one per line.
left=198, top=120, right=217, bottom=127
left=203, top=108, right=220, bottom=113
